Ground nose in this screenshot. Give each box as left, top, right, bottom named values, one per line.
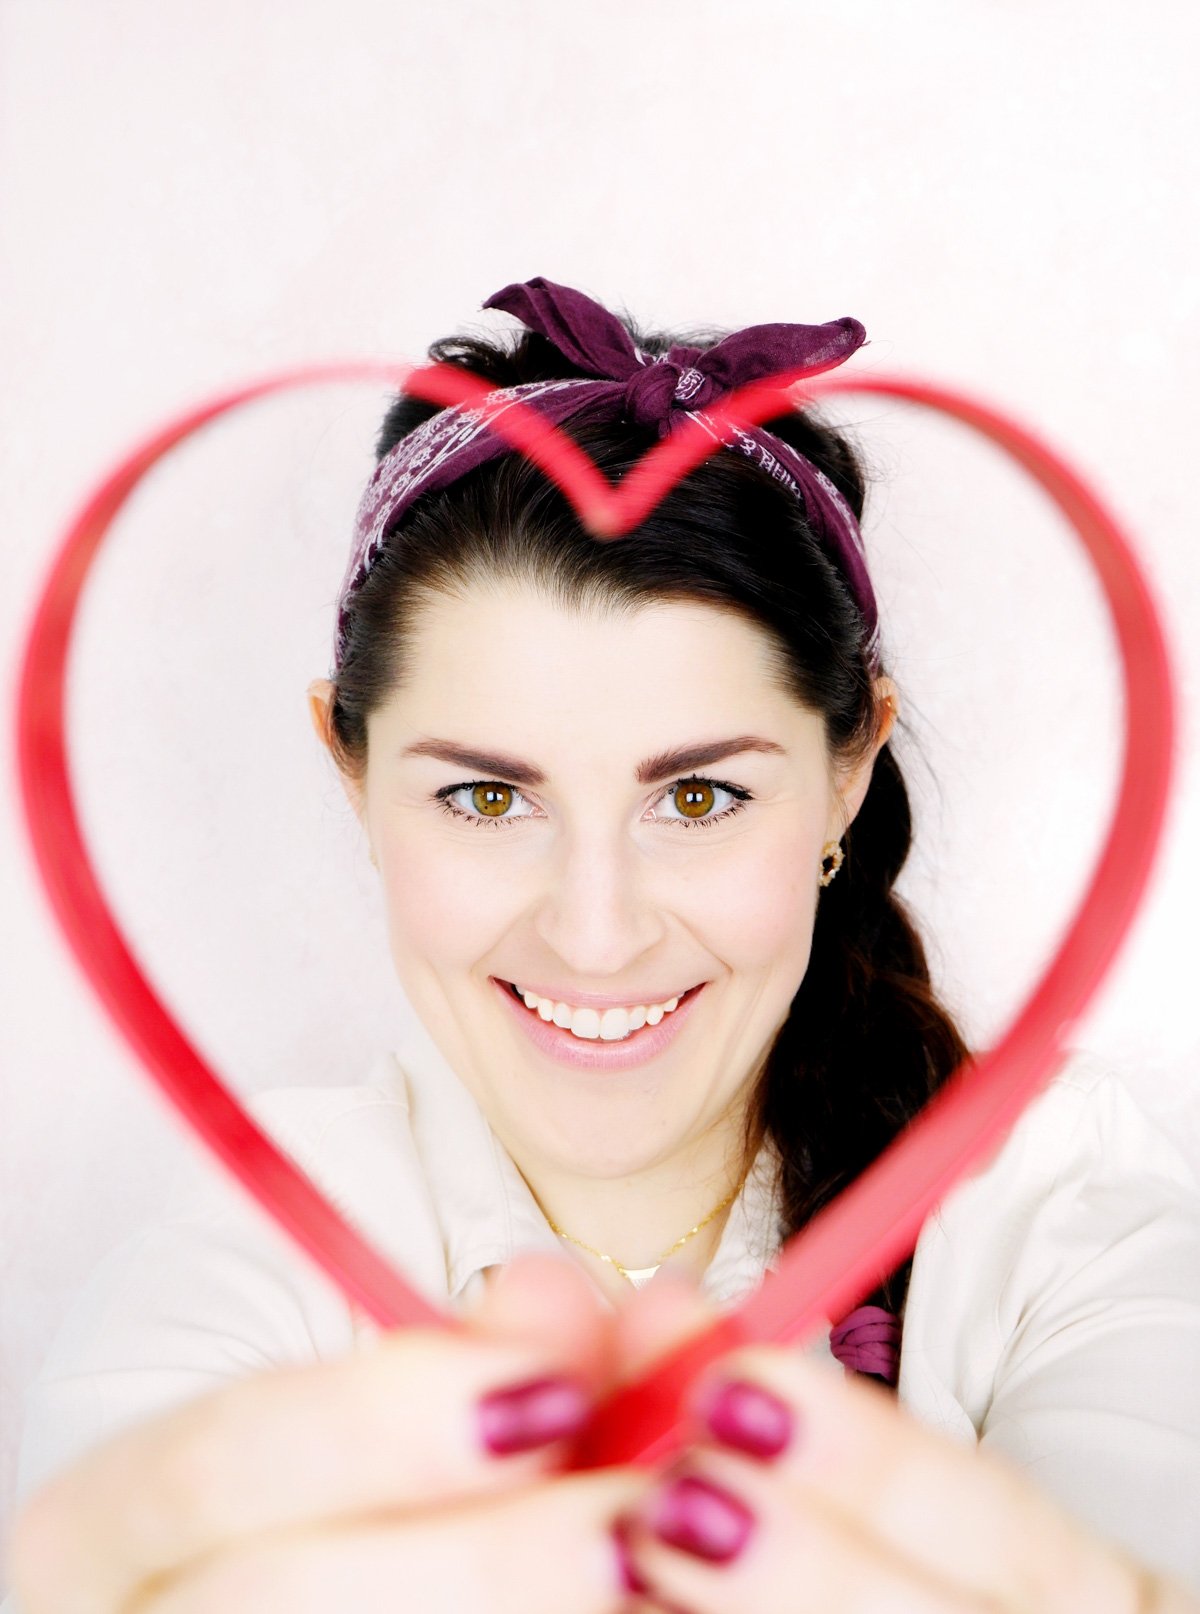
left=530, top=829, right=666, bottom=979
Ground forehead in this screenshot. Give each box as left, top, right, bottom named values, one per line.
left=373, top=581, right=828, bottom=766
left=407, top=582, right=778, bottom=693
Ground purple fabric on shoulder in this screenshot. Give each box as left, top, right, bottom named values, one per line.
left=829, top=1304, right=902, bottom=1386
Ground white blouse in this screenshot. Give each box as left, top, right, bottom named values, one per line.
left=4, top=1030, right=1199, bottom=1607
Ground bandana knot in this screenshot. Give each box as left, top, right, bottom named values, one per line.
left=622, top=360, right=696, bottom=434
left=670, top=364, right=713, bottom=406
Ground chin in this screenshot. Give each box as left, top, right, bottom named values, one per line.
left=533, top=1105, right=686, bottom=1178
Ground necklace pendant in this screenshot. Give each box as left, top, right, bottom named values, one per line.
left=620, top=1264, right=661, bottom=1289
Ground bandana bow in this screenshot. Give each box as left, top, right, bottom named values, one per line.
left=336, top=276, right=879, bottom=675
left=483, top=276, right=867, bottom=438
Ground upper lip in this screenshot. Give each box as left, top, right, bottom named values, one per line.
left=498, top=977, right=704, bottom=1009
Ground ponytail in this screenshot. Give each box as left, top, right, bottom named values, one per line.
left=758, top=742, right=972, bottom=1344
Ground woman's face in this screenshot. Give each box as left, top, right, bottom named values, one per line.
left=309, top=582, right=895, bottom=1184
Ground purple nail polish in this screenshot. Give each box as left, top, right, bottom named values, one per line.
left=645, top=1472, right=756, bottom=1563
left=610, top=1515, right=651, bottom=1595
left=476, top=1374, right=591, bottom=1455
left=698, top=1377, right=795, bottom=1459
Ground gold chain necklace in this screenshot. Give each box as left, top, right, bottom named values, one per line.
left=543, top=1174, right=748, bottom=1289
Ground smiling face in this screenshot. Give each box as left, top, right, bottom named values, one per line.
left=309, top=580, right=894, bottom=1193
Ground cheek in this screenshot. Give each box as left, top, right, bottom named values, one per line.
left=377, top=834, right=518, bottom=972
left=697, top=825, right=820, bottom=973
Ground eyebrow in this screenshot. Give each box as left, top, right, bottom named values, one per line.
left=398, top=734, right=788, bottom=788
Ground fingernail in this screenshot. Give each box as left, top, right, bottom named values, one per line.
left=695, top=1376, right=795, bottom=1459
left=610, top=1515, right=651, bottom=1595
left=476, top=1374, right=591, bottom=1455
left=642, top=1471, right=756, bottom=1563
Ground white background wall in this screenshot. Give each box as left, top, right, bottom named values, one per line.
left=2, top=0, right=1197, bottom=1558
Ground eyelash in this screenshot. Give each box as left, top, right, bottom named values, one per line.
left=433, top=776, right=753, bottom=832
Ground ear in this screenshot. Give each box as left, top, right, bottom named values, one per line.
left=307, top=677, right=366, bottom=826
left=826, top=676, right=900, bottom=842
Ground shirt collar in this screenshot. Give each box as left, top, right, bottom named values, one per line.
left=384, top=1017, right=785, bottom=1311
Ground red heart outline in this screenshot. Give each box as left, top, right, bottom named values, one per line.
left=15, top=357, right=1176, bottom=1471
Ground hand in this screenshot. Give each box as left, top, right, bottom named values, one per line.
left=610, top=1288, right=1200, bottom=1614
left=10, top=1262, right=1196, bottom=1614
left=4, top=1253, right=654, bottom=1614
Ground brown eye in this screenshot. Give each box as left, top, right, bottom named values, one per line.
left=673, top=780, right=715, bottom=819
left=472, top=783, right=513, bottom=817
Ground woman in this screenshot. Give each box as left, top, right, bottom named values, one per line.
left=5, top=277, right=1199, bottom=1611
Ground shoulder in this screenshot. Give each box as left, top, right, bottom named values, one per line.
left=162, top=1051, right=414, bottom=1221
left=924, top=1046, right=1196, bottom=1225
left=900, top=1048, right=1200, bottom=1425
left=919, top=1054, right=1200, bottom=1584
left=162, top=1051, right=448, bottom=1293
left=230, top=1049, right=414, bottom=1153
left=42, top=1052, right=446, bottom=1388
left=220, top=1053, right=416, bottom=1206
left=11, top=1055, right=446, bottom=1506
left=924, top=1045, right=1198, bottom=1273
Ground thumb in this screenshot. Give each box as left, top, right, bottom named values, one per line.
left=611, top=1267, right=719, bottom=1384
left=462, top=1251, right=617, bottom=1392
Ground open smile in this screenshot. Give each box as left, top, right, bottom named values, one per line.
left=491, top=975, right=708, bottom=1073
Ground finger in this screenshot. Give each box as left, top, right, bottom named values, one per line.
left=8, top=1319, right=601, bottom=1614
left=622, top=1450, right=992, bottom=1614
left=463, top=1250, right=617, bottom=1390
left=626, top=1446, right=1181, bottom=1614
left=677, top=1346, right=1126, bottom=1609
left=124, top=1468, right=651, bottom=1614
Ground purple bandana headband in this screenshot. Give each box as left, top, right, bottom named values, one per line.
left=332, top=276, right=881, bottom=677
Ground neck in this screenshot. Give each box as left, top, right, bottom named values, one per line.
left=508, top=1115, right=763, bottom=1292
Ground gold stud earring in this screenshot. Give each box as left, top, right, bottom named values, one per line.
left=819, top=840, right=844, bottom=887
left=368, top=846, right=378, bottom=870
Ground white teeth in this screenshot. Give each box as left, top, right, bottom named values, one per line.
left=512, top=983, right=687, bottom=1041
left=602, top=1005, right=643, bottom=1040
left=573, top=1008, right=602, bottom=1040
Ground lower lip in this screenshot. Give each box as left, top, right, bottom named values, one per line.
left=491, top=976, right=708, bottom=1072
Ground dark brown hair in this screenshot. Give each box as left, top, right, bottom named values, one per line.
left=324, top=314, right=973, bottom=1372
